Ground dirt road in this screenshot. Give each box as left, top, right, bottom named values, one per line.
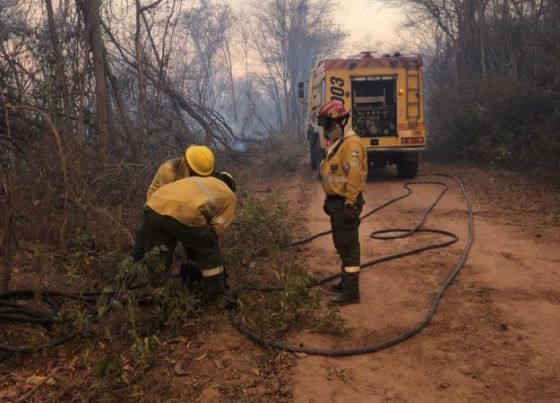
left=292, top=164, right=560, bottom=402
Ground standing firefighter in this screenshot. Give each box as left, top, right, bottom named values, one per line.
left=318, top=100, right=368, bottom=305
left=131, top=145, right=237, bottom=300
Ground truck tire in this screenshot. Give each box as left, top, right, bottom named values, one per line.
left=397, top=159, right=418, bottom=178
left=310, top=145, right=318, bottom=170
left=308, top=129, right=320, bottom=171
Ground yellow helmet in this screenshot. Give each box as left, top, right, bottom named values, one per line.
left=185, top=145, right=215, bottom=176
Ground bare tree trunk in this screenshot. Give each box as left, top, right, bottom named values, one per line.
left=480, top=1, right=488, bottom=80
left=0, top=171, right=12, bottom=292
left=502, top=0, right=518, bottom=80
left=104, top=55, right=138, bottom=161
left=532, top=0, right=543, bottom=83
left=45, top=0, right=74, bottom=138
left=454, top=46, right=461, bottom=84
left=78, top=0, right=111, bottom=149
left=135, top=0, right=148, bottom=157
left=0, top=92, right=13, bottom=292
left=76, top=48, right=89, bottom=138
left=282, top=78, right=291, bottom=132
left=223, top=38, right=238, bottom=122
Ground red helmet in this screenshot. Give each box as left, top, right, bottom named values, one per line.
left=317, top=100, right=350, bottom=127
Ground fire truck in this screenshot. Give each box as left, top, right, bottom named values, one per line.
left=299, top=51, right=426, bottom=178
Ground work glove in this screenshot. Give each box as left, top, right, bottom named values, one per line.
left=342, top=203, right=357, bottom=220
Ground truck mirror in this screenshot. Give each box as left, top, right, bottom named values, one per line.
left=298, top=82, right=305, bottom=102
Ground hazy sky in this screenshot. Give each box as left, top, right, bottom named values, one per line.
left=218, top=0, right=406, bottom=51
left=337, top=0, right=406, bottom=50
left=213, top=0, right=408, bottom=76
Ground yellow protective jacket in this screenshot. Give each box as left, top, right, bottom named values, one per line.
left=319, top=129, right=367, bottom=205
left=146, top=176, right=237, bottom=236
left=147, top=157, right=189, bottom=200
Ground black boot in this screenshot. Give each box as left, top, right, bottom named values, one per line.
left=180, top=263, right=203, bottom=291
left=329, top=265, right=345, bottom=292
left=330, top=272, right=360, bottom=305
left=330, top=278, right=344, bottom=292
left=202, top=272, right=226, bottom=301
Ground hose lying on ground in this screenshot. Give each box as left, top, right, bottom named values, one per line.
left=1, top=174, right=473, bottom=357
left=230, top=174, right=474, bottom=357
left=0, top=277, right=151, bottom=353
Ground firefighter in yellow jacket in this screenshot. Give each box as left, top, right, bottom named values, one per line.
left=317, top=100, right=367, bottom=305
left=131, top=146, right=237, bottom=299
left=146, top=152, right=192, bottom=200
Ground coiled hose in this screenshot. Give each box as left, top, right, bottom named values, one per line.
left=229, top=174, right=474, bottom=356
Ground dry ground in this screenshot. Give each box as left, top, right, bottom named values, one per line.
left=1, top=158, right=559, bottom=402
left=293, top=161, right=560, bottom=402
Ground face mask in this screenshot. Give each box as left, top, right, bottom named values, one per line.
left=326, top=124, right=342, bottom=142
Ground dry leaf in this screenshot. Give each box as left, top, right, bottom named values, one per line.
left=174, top=362, right=188, bottom=376
left=24, top=375, right=46, bottom=386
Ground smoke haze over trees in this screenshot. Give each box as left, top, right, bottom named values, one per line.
left=379, top=0, right=560, bottom=169
left=1, top=0, right=559, bottom=289
left=0, top=0, right=345, bottom=159
left=0, top=0, right=346, bottom=288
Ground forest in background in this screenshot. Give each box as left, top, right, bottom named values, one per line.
left=1, top=0, right=559, bottom=291
left=386, top=0, right=560, bottom=168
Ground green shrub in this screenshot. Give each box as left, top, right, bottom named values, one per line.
left=237, top=261, right=347, bottom=338
left=427, top=78, right=560, bottom=170
left=223, top=194, right=293, bottom=271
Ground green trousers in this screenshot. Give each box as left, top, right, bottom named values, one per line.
left=130, top=207, right=223, bottom=282
left=324, top=194, right=364, bottom=267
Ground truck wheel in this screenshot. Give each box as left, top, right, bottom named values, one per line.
left=310, top=145, right=318, bottom=170
left=397, top=160, right=418, bottom=178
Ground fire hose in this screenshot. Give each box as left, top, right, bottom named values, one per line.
left=229, top=173, right=474, bottom=356
left=1, top=174, right=473, bottom=357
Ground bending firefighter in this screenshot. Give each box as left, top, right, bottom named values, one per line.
left=131, top=145, right=237, bottom=299
left=318, top=100, right=368, bottom=305
left=146, top=150, right=194, bottom=200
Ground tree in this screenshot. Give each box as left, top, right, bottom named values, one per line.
left=250, top=0, right=347, bottom=134
left=76, top=0, right=112, bottom=149
left=375, top=0, right=560, bottom=170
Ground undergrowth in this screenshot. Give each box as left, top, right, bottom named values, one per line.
left=225, top=193, right=348, bottom=339
left=1, top=146, right=346, bottom=399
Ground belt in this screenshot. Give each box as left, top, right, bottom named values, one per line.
left=326, top=195, right=345, bottom=201
left=326, top=193, right=363, bottom=202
